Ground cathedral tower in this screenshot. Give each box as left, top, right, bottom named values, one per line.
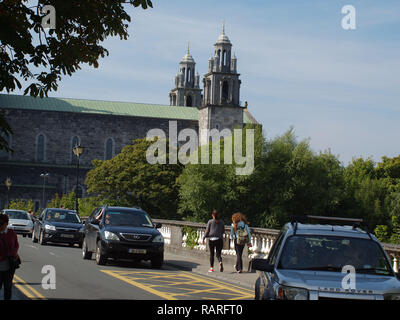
left=199, top=23, right=244, bottom=145
left=170, top=43, right=202, bottom=107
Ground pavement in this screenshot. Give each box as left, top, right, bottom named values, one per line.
left=164, top=251, right=258, bottom=291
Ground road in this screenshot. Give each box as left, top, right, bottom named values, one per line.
left=12, top=235, right=253, bottom=300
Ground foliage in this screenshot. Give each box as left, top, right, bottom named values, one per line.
left=8, top=199, right=34, bottom=212
left=182, top=226, right=199, bottom=250
left=85, top=138, right=183, bottom=219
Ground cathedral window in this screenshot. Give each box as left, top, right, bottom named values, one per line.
left=105, top=138, right=114, bottom=160
left=186, top=95, right=193, bottom=107
left=36, top=134, right=46, bottom=162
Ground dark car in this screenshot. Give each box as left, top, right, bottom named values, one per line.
left=32, top=208, right=84, bottom=247
left=81, top=206, right=164, bottom=267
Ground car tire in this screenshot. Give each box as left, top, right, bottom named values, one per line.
left=151, top=253, right=164, bottom=269
left=95, top=240, right=107, bottom=265
left=82, top=238, right=92, bottom=260
left=255, top=278, right=261, bottom=300
left=32, top=231, right=38, bottom=243
left=39, top=230, right=46, bottom=245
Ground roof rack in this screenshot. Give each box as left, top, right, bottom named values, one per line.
left=290, top=215, right=373, bottom=240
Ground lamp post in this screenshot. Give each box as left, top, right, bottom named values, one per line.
left=72, top=144, right=84, bottom=215
left=40, top=173, right=50, bottom=210
left=5, top=177, right=12, bottom=208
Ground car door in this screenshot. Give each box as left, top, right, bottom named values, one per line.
left=86, top=208, right=102, bottom=251
left=34, top=210, right=45, bottom=238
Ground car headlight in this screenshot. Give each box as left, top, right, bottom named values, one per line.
left=276, top=285, right=309, bottom=300
left=45, top=224, right=56, bottom=231
left=152, top=234, right=164, bottom=243
left=104, top=231, right=119, bottom=241
left=384, top=293, right=400, bottom=300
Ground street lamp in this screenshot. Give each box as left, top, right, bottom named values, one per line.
left=40, top=173, right=50, bottom=210
left=5, top=177, right=12, bottom=208
left=72, top=144, right=84, bottom=215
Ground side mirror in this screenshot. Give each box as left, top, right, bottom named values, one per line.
left=251, top=258, right=275, bottom=273
left=155, top=223, right=162, bottom=229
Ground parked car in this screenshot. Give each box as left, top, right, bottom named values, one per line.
left=81, top=206, right=164, bottom=267
left=32, top=208, right=84, bottom=247
left=252, top=215, right=400, bottom=300
left=2, top=209, right=34, bottom=237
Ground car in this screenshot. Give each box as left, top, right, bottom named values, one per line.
left=81, top=205, right=164, bottom=267
left=1, top=209, right=34, bottom=237
left=32, top=208, right=84, bottom=247
left=252, top=215, right=400, bottom=300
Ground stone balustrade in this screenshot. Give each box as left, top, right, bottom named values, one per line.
left=153, top=219, right=400, bottom=272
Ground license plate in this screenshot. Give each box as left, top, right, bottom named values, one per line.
left=128, top=249, right=146, bottom=254
left=61, top=234, right=74, bottom=238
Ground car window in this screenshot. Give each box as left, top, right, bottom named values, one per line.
left=278, top=235, right=393, bottom=276
left=267, top=231, right=285, bottom=265
left=45, top=210, right=81, bottom=223
left=6, top=210, right=29, bottom=220
left=104, top=210, right=153, bottom=227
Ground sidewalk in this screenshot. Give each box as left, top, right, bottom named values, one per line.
left=164, top=251, right=258, bottom=291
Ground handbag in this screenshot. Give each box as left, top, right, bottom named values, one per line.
left=1, top=231, right=21, bottom=270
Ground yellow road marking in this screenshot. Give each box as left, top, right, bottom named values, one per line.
left=13, top=274, right=46, bottom=300
left=100, top=270, right=253, bottom=300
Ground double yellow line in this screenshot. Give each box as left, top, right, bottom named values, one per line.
left=13, top=274, right=46, bottom=300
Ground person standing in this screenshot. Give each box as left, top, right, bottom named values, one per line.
left=230, top=212, right=252, bottom=273
left=0, top=214, right=20, bottom=300
left=202, top=210, right=225, bottom=272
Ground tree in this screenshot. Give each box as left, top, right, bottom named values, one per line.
left=0, top=0, right=153, bottom=150
left=85, top=138, right=182, bottom=219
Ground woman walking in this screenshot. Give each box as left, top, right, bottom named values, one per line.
left=0, top=213, right=20, bottom=300
left=230, top=212, right=252, bottom=273
left=202, top=210, right=225, bottom=272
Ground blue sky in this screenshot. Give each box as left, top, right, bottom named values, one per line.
left=10, top=0, right=400, bottom=165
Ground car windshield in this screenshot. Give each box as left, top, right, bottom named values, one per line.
left=278, top=235, right=393, bottom=276
left=6, top=211, right=30, bottom=220
left=103, top=210, right=153, bottom=227
left=45, top=210, right=81, bottom=223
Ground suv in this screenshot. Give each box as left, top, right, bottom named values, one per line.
left=81, top=206, right=164, bottom=267
left=252, top=216, right=400, bottom=300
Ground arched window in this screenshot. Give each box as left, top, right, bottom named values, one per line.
left=187, top=68, right=191, bottom=82
left=36, top=134, right=45, bottom=162
left=186, top=95, right=192, bottom=107
left=182, top=68, right=186, bottom=82
left=71, top=136, right=80, bottom=163
left=172, top=95, right=177, bottom=106
left=222, top=81, right=229, bottom=104
left=217, top=50, right=221, bottom=65
left=105, top=138, right=114, bottom=160
left=222, top=50, right=226, bottom=66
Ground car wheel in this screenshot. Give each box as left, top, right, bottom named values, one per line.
left=32, top=230, right=38, bottom=243
left=82, top=238, right=92, bottom=260
left=151, top=254, right=163, bottom=269
left=95, top=240, right=107, bottom=265
left=39, top=231, right=46, bottom=245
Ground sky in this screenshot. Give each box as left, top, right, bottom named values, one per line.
left=8, top=0, right=400, bottom=165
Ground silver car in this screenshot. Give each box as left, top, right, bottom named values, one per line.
left=2, top=209, right=34, bottom=237
left=252, top=216, right=400, bottom=300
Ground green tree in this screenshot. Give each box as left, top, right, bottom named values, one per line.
left=85, top=138, right=182, bottom=219
left=0, top=0, right=153, bottom=151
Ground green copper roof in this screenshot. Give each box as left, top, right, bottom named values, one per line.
left=0, top=93, right=255, bottom=123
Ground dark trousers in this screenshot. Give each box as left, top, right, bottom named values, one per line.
left=234, top=243, right=245, bottom=271
left=208, top=239, right=223, bottom=268
left=0, top=268, right=14, bottom=300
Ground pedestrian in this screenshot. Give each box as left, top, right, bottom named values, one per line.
left=0, top=213, right=20, bottom=300
left=202, top=210, right=225, bottom=273
left=230, top=212, right=252, bottom=273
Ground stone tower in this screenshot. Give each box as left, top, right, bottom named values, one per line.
left=199, top=23, right=244, bottom=145
left=169, top=43, right=202, bottom=107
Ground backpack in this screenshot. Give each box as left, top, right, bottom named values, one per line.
left=236, top=226, right=248, bottom=245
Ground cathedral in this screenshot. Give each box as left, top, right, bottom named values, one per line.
left=0, top=26, right=259, bottom=211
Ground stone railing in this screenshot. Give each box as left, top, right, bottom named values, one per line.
left=153, top=219, right=400, bottom=272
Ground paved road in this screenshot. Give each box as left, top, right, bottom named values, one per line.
left=11, top=235, right=253, bottom=300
